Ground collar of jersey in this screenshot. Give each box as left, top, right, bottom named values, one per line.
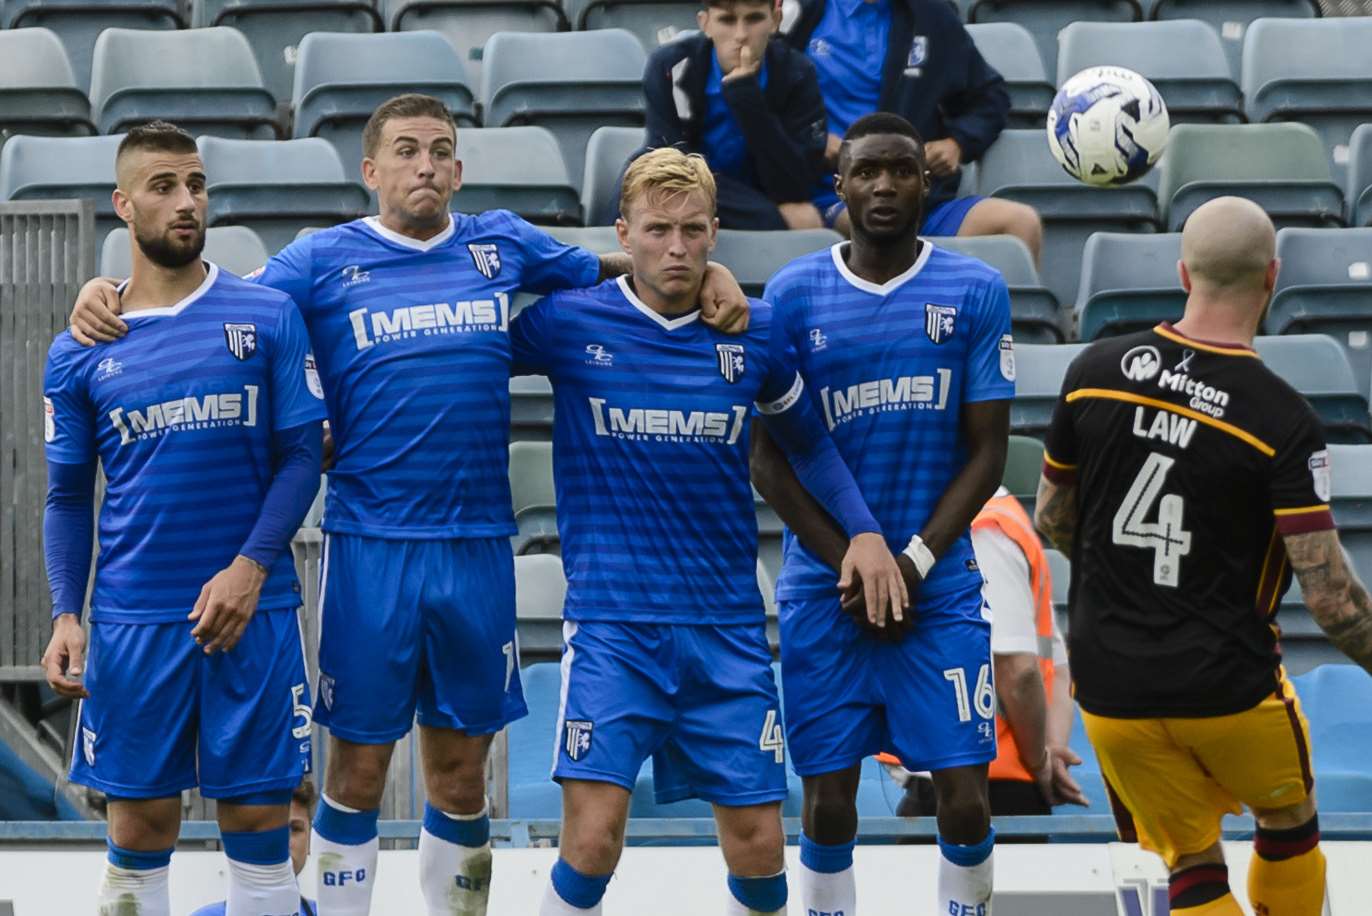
left=830, top=239, right=933, bottom=296
left=1153, top=322, right=1257, bottom=356
left=616, top=275, right=701, bottom=331
left=117, top=261, right=219, bottom=321
left=362, top=214, right=456, bottom=252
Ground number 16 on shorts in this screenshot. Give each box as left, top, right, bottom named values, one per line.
left=944, top=663, right=995, bottom=730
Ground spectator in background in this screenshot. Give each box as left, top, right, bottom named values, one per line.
left=781, top=0, right=1044, bottom=260
left=636, top=0, right=829, bottom=230
left=892, top=487, right=1087, bottom=818
left=191, top=780, right=319, bottom=916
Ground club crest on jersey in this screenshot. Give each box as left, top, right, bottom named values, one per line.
left=82, top=727, right=96, bottom=766
left=224, top=323, right=257, bottom=361
left=469, top=243, right=502, bottom=279
left=318, top=673, right=336, bottom=711
left=564, top=719, right=593, bottom=761
left=716, top=343, right=746, bottom=383
left=905, top=35, right=929, bottom=75
left=925, top=303, right=956, bottom=344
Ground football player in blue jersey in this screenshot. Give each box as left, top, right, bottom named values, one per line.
left=66, top=95, right=751, bottom=916
left=509, top=147, right=908, bottom=916
left=41, top=122, right=327, bottom=916
left=751, top=112, right=1015, bottom=916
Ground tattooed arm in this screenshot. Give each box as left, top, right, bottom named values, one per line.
left=1286, top=529, right=1372, bottom=674
left=1033, top=474, right=1078, bottom=556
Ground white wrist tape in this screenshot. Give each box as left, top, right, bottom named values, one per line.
left=901, top=534, right=936, bottom=580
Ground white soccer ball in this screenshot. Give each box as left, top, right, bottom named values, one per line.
left=1046, top=66, right=1170, bottom=187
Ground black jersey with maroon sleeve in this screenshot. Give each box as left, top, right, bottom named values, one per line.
left=1042, top=324, right=1334, bottom=718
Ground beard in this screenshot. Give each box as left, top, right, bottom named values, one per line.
left=134, top=222, right=205, bottom=269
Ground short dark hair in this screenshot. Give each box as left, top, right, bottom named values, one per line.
left=700, top=0, right=775, bottom=9
left=115, top=120, right=197, bottom=165
left=362, top=93, right=457, bottom=159
left=839, top=112, right=926, bottom=171
left=291, top=779, right=317, bottom=815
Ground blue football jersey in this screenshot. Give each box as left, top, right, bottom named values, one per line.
left=254, top=211, right=600, bottom=539
left=509, top=277, right=808, bottom=624
left=765, top=242, right=1015, bottom=602
left=43, top=263, right=328, bottom=623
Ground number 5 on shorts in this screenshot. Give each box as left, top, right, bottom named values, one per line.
left=943, top=664, right=994, bottom=722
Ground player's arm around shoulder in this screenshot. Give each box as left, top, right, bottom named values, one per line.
left=1287, top=529, right=1372, bottom=675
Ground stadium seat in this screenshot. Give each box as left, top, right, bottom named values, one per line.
left=385, top=0, right=567, bottom=93
left=1147, top=1, right=1321, bottom=79
left=0, top=133, right=123, bottom=244
left=1350, top=123, right=1372, bottom=228
left=198, top=137, right=370, bottom=254
left=929, top=234, right=1064, bottom=342
left=1291, top=665, right=1372, bottom=812
left=510, top=374, right=554, bottom=442
left=89, top=28, right=279, bottom=140
left=99, top=225, right=270, bottom=278
left=710, top=228, right=842, bottom=297
left=1157, top=123, right=1345, bottom=232
left=1003, top=434, right=1045, bottom=504
left=965, top=22, right=1054, bottom=128
left=480, top=29, right=647, bottom=195
left=505, top=661, right=564, bottom=818
left=192, top=1, right=383, bottom=110
left=964, top=0, right=1142, bottom=79
left=1075, top=232, right=1185, bottom=341
left=1241, top=17, right=1372, bottom=185
left=453, top=127, right=581, bottom=226
left=510, top=441, right=559, bottom=557
left=1056, top=20, right=1242, bottom=124
left=1266, top=227, right=1372, bottom=398
left=564, top=0, right=699, bottom=52
left=1253, top=334, right=1372, bottom=444
left=2, top=0, right=184, bottom=92
left=0, top=28, right=94, bottom=142
left=292, top=30, right=477, bottom=187
left=1045, top=548, right=1069, bottom=616
left=514, top=554, right=566, bottom=660
left=582, top=125, right=643, bottom=227
left=1011, top=342, right=1088, bottom=438
left=978, top=128, right=1162, bottom=311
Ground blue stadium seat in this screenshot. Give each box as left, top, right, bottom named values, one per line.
left=564, top=0, right=699, bottom=52
left=510, top=440, right=559, bottom=557
left=1266, top=228, right=1372, bottom=399
left=480, top=29, right=647, bottom=195
left=385, top=0, right=567, bottom=93
left=929, top=234, right=1064, bottom=342
left=1242, top=17, right=1372, bottom=187
left=506, top=661, right=565, bottom=819
left=0, top=28, right=94, bottom=141
left=1254, top=334, right=1372, bottom=444
left=965, top=0, right=1142, bottom=79
left=292, top=30, right=477, bottom=187
left=453, top=127, right=581, bottom=226
left=1291, top=665, right=1372, bottom=812
left=1063, top=706, right=1109, bottom=812
left=1350, top=123, right=1372, bottom=228
left=710, top=228, right=842, bottom=298
left=0, top=133, right=123, bottom=244
left=193, top=1, right=383, bottom=110
left=582, top=125, right=643, bottom=228
left=1075, top=232, right=1184, bottom=341
left=514, top=554, right=566, bottom=661
left=978, top=128, right=1161, bottom=311
left=1045, top=548, right=1069, bottom=616
left=2, top=0, right=184, bottom=92
left=510, top=374, right=554, bottom=442
left=1057, top=20, right=1242, bottom=123
left=1158, top=123, right=1345, bottom=232
left=1011, top=342, right=1088, bottom=438
left=199, top=137, right=371, bottom=254
left=1146, top=1, right=1321, bottom=80
left=99, top=225, right=270, bottom=279
left=1003, top=434, right=1045, bottom=502
left=964, top=22, right=1053, bottom=128
left=89, top=28, right=278, bottom=139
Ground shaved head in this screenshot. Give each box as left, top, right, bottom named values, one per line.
left=1180, top=196, right=1276, bottom=292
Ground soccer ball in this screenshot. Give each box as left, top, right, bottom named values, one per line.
left=1046, top=66, right=1170, bottom=187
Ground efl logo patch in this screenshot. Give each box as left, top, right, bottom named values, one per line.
left=1309, top=450, right=1331, bottom=502
left=304, top=354, right=324, bottom=399
left=925, top=303, right=956, bottom=344
left=43, top=396, right=55, bottom=443
left=999, top=334, right=1016, bottom=382
left=224, top=323, right=257, bottom=361
left=716, top=343, right=745, bottom=383
left=564, top=719, right=593, bottom=761
left=469, top=243, right=501, bottom=279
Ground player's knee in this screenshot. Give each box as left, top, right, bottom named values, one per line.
left=326, top=756, right=390, bottom=810
left=1254, top=795, right=1318, bottom=832
left=933, top=777, right=990, bottom=842
left=805, top=786, right=859, bottom=843
left=721, top=816, right=785, bottom=875
left=108, top=799, right=180, bottom=851
left=562, top=817, right=626, bottom=874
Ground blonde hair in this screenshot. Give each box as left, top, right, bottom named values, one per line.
left=619, top=147, right=717, bottom=219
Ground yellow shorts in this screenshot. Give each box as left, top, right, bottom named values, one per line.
left=1082, top=670, right=1314, bottom=869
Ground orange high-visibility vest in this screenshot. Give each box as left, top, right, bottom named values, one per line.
left=973, top=492, right=1057, bottom=783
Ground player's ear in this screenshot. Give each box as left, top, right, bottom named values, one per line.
left=451, top=158, right=463, bottom=192
left=708, top=216, right=720, bottom=253
left=360, top=155, right=380, bottom=193
left=697, top=8, right=709, bottom=30
left=833, top=173, right=844, bottom=202
left=112, top=187, right=133, bottom=225
left=1177, top=259, right=1192, bottom=293
left=1266, top=257, right=1281, bottom=293
left=615, top=216, right=631, bottom=256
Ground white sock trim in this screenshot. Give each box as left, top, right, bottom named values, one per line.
left=321, top=793, right=362, bottom=814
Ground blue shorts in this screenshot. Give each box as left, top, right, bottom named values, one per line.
left=314, top=533, right=527, bottom=744
left=779, top=580, right=995, bottom=776
left=818, top=194, right=985, bottom=235
left=70, top=609, right=311, bottom=799
left=553, top=621, right=787, bottom=807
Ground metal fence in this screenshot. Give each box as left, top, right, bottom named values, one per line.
left=1324, top=1, right=1372, bottom=14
